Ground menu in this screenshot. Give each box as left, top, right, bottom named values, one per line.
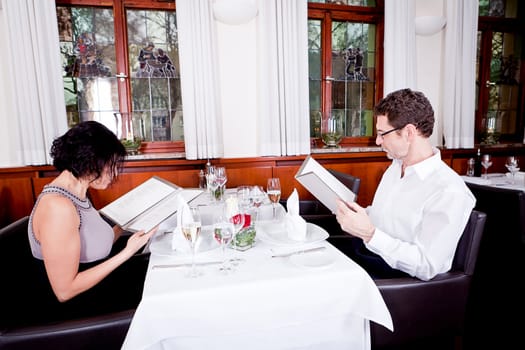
left=295, top=156, right=356, bottom=213
left=99, top=176, right=203, bottom=232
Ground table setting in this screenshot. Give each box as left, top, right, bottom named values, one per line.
left=463, top=155, right=525, bottom=191
left=122, top=184, right=393, bottom=350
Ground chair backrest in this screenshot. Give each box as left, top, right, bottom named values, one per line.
left=463, top=183, right=525, bottom=349
left=0, top=216, right=48, bottom=328
left=371, top=209, right=486, bottom=348
left=327, top=169, right=361, bottom=197
left=0, top=216, right=136, bottom=350
left=451, top=209, right=487, bottom=275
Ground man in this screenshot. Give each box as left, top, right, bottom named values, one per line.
left=335, top=88, right=475, bottom=280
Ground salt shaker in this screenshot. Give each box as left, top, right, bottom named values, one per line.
left=198, top=169, right=207, bottom=189
left=467, top=158, right=475, bottom=177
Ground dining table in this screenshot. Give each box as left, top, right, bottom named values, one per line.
left=461, top=172, right=525, bottom=191
left=121, top=190, right=393, bottom=350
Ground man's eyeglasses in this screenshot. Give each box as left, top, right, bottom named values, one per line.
left=377, top=126, right=402, bottom=139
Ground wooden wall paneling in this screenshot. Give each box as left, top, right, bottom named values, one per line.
left=272, top=165, right=312, bottom=201
left=32, top=177, right=54, bottom=198
left=0, top=177, right=35, bottom=228
left=219, top=166, right=273, bottom=189
left=88, top=170, right=200, bottom=209
left=323, top=160, right=389, bottom=206
left=451, top=157, right=469, bottom=176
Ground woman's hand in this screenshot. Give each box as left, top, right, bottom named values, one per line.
left=335, top=199, right=375, bottom=243
left=124, top=226, right=158, bottom=257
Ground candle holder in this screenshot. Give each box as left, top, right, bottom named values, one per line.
left=321, top=113, right=344, bottom=148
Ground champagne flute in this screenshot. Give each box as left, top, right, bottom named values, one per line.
left=213, top=211, right=234, bottom=274
left=505, top=156, right=520, bottom=185
left=267, top=178, right=281, bottom=220
left=481, top=154, right=492, bottom=179
left=181, top=206, right=202, bottom=278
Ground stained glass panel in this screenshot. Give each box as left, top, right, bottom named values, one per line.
left=330, top=21, right=375, bottom=137
left=127, top=9, right=182, bottom=142
left=57, top=6, right=119, bottom=134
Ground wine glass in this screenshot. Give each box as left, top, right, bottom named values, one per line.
left=206, top=167, right=219, bottom=202
left=267, top=178, right=281, bottom=220
left=224, top=195, right=245, bottom=266
left=215, top=167, right=228, bottom=201
left=236, top=186, right=252, bottom=209
left=180, top=206, right=202, bottom=278
left=481, top=154, right=492, bottom=179
left=505, top=156, right=520, bottom=185
left=250, top=185, right=266, bottom=222
left=212, top=211, right=234, bottom=274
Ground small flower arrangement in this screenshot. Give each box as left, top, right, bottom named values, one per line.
left=121, top=138, right=142, bottom=155
left=232, top=225, right=256, bottom=251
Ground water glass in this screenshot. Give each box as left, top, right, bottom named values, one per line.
left=267, top=178, right=281, bottom=219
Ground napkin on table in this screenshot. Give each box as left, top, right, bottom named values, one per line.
left=285, top=189, right=308, bottom=241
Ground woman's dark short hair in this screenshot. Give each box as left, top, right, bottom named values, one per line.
left=50, top=121, right=126, bottom=182
left=374, top=88, right=435, bottom=137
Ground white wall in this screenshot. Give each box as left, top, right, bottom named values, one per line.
left=215, top=0, right=447, bottom=157
left=216, top=20, right=258, bottom=157
left=415, top=0, right=446, bottom=146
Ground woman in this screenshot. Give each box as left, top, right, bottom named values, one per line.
left=28, top=121, right=156, bottom=320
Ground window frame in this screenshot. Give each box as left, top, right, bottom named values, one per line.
left=56, top=0, right=184, bottom=153
left=476, top=12, right=525, bottom=145
left=308, top=1, right=384, bottom=148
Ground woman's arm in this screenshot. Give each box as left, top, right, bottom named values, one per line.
left=33, top=195, right=155, bottom=302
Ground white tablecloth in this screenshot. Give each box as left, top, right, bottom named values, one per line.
left=122, top=201, right=392, bottom=350
left=462, top=173, right=525, bottom=191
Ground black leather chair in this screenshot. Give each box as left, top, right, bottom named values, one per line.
left=327, top=168, right=361, bottom=197
left=0, top=216, right=142, bottom=350
left=370, top=209, right=486, bottom=350
left=462, top=183, right=525, bottom=350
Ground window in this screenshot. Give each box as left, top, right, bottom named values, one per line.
left=476, top=0, right=524, bottom=145
left=56, top=0, right=183, bottom=153
left=308, top=1, right=384, bottom=148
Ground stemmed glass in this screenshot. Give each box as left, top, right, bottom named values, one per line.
left=215, top=167, right=228, bottom=201
left=206, top=166, right=219, bottom=202
left=180, top=206, right=202, bottom=278
left=267, top=178, right=281, bottom=220
left=212, top=211, right=234, bottom=274
left=481, top=154, right=493, bottom=179
left=250, top=185, right=266, bottom=222
left=224, top=195, right=245, bottom=266
left=505, top=156, right=520, bottom=185
left=236, top=186, right=252, bottom=209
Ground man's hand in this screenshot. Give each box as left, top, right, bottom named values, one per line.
left=335, top=199, right=375, bottom=243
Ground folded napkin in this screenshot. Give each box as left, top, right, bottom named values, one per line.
left=171, top=194, right=193, bottom=253
left=285, top=189, right=307, bottom=241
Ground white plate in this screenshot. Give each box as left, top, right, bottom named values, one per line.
left=256, top=222, right=329, bottom=247
left=149, top=226, right=220, bottom=257
left=290, top=250, right=335, bottom=269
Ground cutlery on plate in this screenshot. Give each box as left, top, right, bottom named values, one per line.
left=152, top=261, right=222, bottom=269
left=271, top=246, right=326, bottom=258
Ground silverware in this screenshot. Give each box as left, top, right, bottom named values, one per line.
left=271, top=246, right=326, bottom=258
left=152, top=261, right=222, bottom=269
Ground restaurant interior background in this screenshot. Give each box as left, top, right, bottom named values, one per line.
left=0, top=0, right=523, bottom=228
